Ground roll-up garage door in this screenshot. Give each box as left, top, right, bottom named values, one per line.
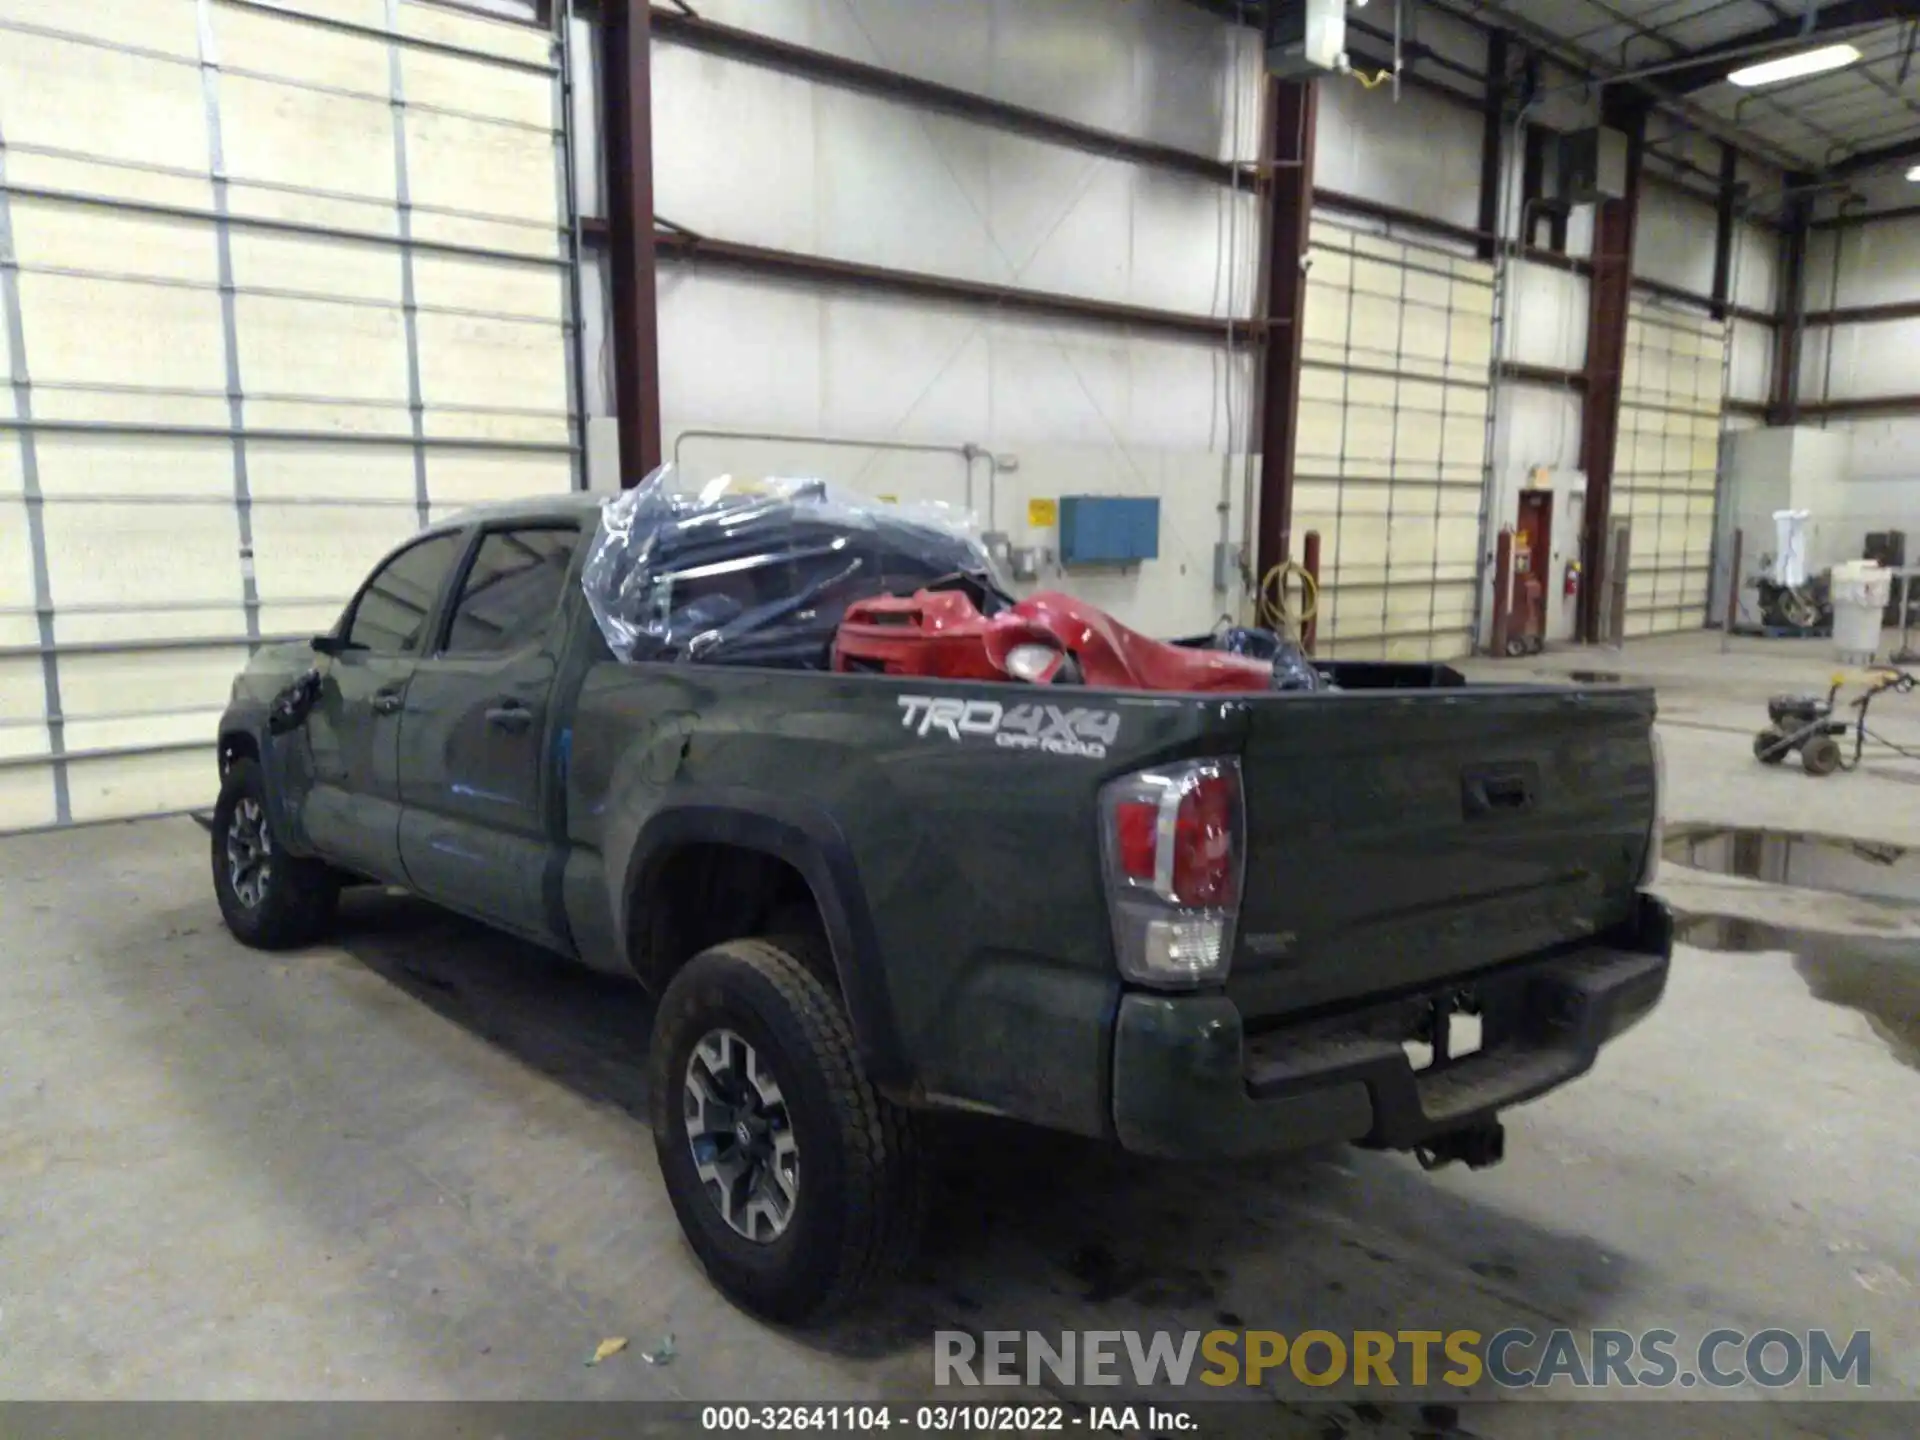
left=1614, top=300, right=1724, bottom=637
left=1293, top=219, right=1494, bottom=662
left=0, top=0, right=577, bottom=830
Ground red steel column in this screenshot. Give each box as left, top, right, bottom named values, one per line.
left=601, top=0, right=663, bottom=484
left=1771, top=179, right=1811, bottom=427
left=1255, top=78, right=1317, bottom=585
left=1576, top=95, right=1646, bottom=644
left=1709, top=142, right=1737, bottom=322
left=1491, top=528, right=1514, bottom=659
left=1301, top=530, right=1321, bottom=654
left=1476, top=30, right=1509, bottom=264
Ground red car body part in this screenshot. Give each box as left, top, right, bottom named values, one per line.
left=832, top=588, right=1274, bottom=693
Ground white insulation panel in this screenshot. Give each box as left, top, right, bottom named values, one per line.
left=0, top=0, right=572, bottom=830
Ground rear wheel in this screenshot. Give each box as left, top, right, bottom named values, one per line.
left=1753, top=727, right=1789, bottom=764
left=649, top=936, right=924, bottom=1322
left=1801, top=735, right=1843, bottom=777
left=212, top=757, right=339, bottom=949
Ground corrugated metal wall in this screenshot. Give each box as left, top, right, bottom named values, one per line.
left=1296, top=219, right=1494, bottom=660
left=0, top=0, right=576, bottom=831
left=1615, top=299, right=1724, bottom=636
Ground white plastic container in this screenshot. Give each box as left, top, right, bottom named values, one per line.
left=1831, top=560, right=1892, bottom=660
left=1771, top=510, right=1810, bottom=587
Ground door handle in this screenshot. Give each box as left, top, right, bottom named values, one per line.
left=485, top=702, right=533, bottom=734
left=371, top=689, right=404, bottom=716
left=1462, top=767, right=1535, bottom=817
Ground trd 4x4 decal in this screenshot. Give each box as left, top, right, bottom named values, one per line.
left=896, top=696, right=1121, bottom=759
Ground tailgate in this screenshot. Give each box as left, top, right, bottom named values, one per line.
left=1227, top=686, right=1658, bottom=1023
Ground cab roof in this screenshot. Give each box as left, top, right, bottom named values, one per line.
left=432, top=491, right=609, bottom=532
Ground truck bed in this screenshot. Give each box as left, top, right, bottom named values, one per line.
left=563, top=659, right=1658, bottom=1137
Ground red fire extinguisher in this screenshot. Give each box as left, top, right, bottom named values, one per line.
left=1564, top=559, right=1582, bottom=599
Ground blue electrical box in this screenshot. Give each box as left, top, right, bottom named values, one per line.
left=1058, top=495, right=1160, bottom=566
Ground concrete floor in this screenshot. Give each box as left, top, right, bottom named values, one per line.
left=3, top=632, right=1918, bottom=1434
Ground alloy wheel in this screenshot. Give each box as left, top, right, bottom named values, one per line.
left=226, top=797, right=273, bottom=909
left=683, top=1028, right=800, bottom=1242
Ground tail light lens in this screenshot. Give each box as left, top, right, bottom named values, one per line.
left=1099, top=759, right=1244, bottom=988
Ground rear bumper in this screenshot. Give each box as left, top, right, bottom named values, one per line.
left=1110, top=893, right=1673, bottom=1160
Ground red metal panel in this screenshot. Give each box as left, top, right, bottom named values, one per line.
left=1254, top=79, right=1316, bottom=585
left=602, top=0, right=663, bottom=484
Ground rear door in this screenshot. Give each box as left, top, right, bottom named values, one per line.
left=396, top=523, right=582, bottom=946
left=1227, top=686, right=1659, bottom=1021
left=301, top=531, right=469, bottom=883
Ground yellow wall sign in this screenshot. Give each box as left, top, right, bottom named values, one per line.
left=1027, top=498, right=1059, bottom=527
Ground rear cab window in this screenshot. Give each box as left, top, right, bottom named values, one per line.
left=442, top=527, right=581, bottom=656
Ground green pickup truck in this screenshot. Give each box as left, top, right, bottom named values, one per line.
left=212, top=493, right=1670, bottom=1322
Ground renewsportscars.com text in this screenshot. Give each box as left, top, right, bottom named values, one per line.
left=934, top=1328, right=1872, bottom=1391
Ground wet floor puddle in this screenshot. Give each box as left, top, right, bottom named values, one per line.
left=1664, top=824, right=1920, bottom=907
left=1663, top=825, right=1920, bottom=1073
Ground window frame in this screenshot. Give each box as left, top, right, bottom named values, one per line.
left=431, top=520, right=584, bottom=660
left=336, top=529, right=473, bottom=657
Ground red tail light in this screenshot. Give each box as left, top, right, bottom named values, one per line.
left=1099, top=759, right=1244, bottom=988
left=1171, top=773, right=1237, bottom=907
left=1114, top=801, right=1159, bottom=882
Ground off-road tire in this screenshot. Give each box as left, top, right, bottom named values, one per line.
left=649, top=935, right=925, bottom=1323
left=1753, top=727, right=1788, bottom=764
left=211, top=757, right=339, bottom=949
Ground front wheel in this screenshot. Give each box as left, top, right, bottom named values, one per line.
left=211, top=757, right=339, bottom=949
left=1801, top=734, right=1843, bottom=777
left=649, top=936, right=924, bottom=1323
left=1753, top=727, right=1788, bottom=764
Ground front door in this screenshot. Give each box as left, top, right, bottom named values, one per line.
left=396, top=523, right=582, bottom=944
left=300, top=530, right=469, bottom=884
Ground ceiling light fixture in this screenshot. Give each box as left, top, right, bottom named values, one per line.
left=1727, top=43, right=1862, bottom=88
left=1909, top=165, right=1920, bottom=183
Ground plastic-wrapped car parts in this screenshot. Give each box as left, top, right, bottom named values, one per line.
left=579, top=465, right=1007, bottom=667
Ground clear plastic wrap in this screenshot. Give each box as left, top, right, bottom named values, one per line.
left=580, top=464, right=1006, bottom=667
left=1186, top=624, right=1331, bottom=691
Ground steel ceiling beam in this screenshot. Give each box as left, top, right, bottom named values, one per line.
left=1630, top=1, right=1912, bottom=96
left=1832, top=127, right=1920, bottom=174
left=648, top=229, right=1254, bottom=344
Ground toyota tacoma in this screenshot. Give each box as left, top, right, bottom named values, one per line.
left=211, top=491, right=1670, bottom=1322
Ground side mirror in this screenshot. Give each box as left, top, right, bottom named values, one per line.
left=311, top=633, right=345, bottom=657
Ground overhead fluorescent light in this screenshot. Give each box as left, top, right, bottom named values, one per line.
left=1909, top=165, right=1920, bottom=182
left=1727, top=44, right=1861, bottom=88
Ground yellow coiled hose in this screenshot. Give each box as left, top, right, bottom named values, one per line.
left=1257, top=561, right=1320, bottom=642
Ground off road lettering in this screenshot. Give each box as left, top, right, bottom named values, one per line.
left=898, top=696, right=1119, bottom=758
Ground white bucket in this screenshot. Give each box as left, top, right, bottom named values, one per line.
left=1831, top=560, right=1891, bottom=660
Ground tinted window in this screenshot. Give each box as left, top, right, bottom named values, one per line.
left=345, top=532, right=465, bottom=653
left=444, top=527, right=579, bottom=655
